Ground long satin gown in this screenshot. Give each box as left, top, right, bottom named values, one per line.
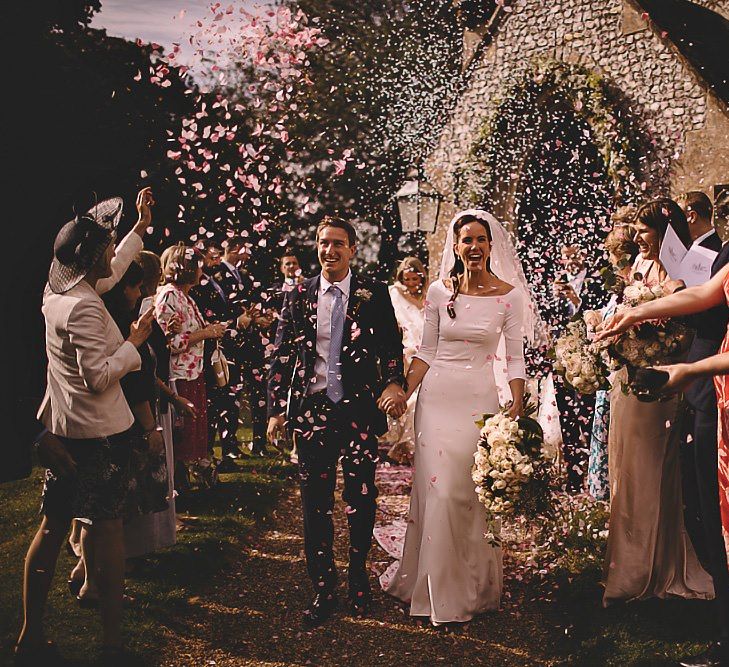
left=384, top=280, right=526, bottom=622
left=713, top=270, right=729, bottom=554
left=603, top=258, right=714, bottom=605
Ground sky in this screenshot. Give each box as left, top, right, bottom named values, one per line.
left=91, top=0, right=272, bottom=64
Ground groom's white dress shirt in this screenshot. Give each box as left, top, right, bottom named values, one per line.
left=222, top=260, right=243, bottom=285
left=309, top=271, right=351, bottom=394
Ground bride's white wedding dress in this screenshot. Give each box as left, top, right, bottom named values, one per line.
left=383, top=279, right=526, bottom=622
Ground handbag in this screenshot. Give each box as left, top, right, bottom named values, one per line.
left=211, top=341, right=230, bottom=387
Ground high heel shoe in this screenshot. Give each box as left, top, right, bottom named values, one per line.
left=67, top=578, right=83, bottom=597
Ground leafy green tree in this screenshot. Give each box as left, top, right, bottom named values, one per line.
left=284, top=0, right=463, bottom=275
left=4, top=3, right=192, bottom=481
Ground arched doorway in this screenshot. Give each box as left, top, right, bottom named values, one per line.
left=513, top=99, right=612, bottom=335
left=455, top=58, right=651, bottom=346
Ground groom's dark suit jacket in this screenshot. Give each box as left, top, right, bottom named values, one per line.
left=685, top=234, right=729, bottom=411
left=267, top=271, right=405, bottom=437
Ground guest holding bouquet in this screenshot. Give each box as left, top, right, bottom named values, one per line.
left=598, top=200, right=729, bottom=667
left=600, top=199, right=713, bottom=606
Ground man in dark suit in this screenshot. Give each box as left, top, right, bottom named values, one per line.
left=191, top=241, right=245, bottom=471
left=267, top=216, right=406, bottom=626
left=677, top=192, right=729, bottom=667
left=552, top=244, right=605, bottom=491
left=215, top=237, right=272, bottom=456
left=269, top=248, right=305, bottom=304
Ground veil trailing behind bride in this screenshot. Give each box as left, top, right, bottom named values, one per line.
left=381, top=209, right=544, bottom=623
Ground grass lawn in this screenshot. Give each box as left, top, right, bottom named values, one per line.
left=0, top=437, right=720, bottom=666
left=0, top=436, right=293, bottom=666
left=546, top=566, right=718, bottom=666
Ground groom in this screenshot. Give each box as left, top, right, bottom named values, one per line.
left=267, top=216, right=406, bottom=626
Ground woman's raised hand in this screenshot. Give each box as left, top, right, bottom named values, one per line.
left=128, top=308, right=155, bottom=347
left=593, top=309, right=638, bottom=342
left=136, top=187, right=155, bottom=226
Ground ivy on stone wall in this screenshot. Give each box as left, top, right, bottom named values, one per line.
left=454, top=57, right=652, bottom=208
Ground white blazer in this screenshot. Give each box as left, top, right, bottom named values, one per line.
left=38, top=231, right=144, bottom=438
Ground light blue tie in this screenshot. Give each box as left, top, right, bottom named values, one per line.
left=326, top=285, right=345, bottom=403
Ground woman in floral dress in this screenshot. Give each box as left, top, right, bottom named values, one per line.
left=155, top=245, right=225, bottom=475
left=586, top=213, right=638, bottom=500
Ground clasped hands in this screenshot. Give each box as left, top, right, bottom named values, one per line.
left=377, top=383, right=407, bottom=418
left=237, top=305, right=274, bottom=330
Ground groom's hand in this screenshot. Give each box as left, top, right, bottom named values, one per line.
left=267, top=415, right=286, bottom=449
left=378, top=383, right=407, bottom=418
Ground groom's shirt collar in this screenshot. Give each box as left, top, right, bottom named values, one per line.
left=319, top=270, right=352, bottom=300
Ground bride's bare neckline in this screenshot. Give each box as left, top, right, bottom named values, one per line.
left=441, top=277, right=514, bottom=298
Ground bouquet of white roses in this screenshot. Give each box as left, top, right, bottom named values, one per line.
left=472, top=399, right=552, bottom=526
left=607, top=281, right=692, bottom=369
left=553, top=318, right=610, bottom=395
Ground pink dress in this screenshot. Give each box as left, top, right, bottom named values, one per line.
left=603, top=259, right=714, bottom=604
left=713, top=270, right=729, bottom=551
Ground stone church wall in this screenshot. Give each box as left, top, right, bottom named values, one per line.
left=425, top=0, right=729, bottom=271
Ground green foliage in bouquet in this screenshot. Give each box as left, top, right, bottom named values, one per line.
left=473, top=395, right=556, bottom=530
left=475, top=396, right=543, bottom=457
left=554, top=319, right=611, bottom=395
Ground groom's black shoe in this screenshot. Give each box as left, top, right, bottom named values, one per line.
left=348, top=569, right=372, bottom=617
left=303, top=591, right=337, bottom=627
left=679, top=641, right=728, bottom=667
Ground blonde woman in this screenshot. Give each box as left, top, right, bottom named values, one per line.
left=155, top=245, right=225, bottom=473
left=381, top=257, right=428, bottom=463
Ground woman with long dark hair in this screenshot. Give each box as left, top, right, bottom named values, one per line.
left=602, top=198, right=713, bottom=605
left=383, top=209, right=544, bottom=624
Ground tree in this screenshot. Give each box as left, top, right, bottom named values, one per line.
left=284, top=0, right=464, bottom=276
left=4, top=4, right=192, bottom=481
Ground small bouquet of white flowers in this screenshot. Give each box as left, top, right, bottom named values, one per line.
left=607, top=281, right=692, bottom=371
left=553, top=318, right=610, bottom=395
left=472, top=398, right=552, bottom=535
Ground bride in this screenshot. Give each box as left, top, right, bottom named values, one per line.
left=382, top=209, right=545, bottom=623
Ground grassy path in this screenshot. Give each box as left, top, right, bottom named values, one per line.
left=0, top=456, right=719, bottom=666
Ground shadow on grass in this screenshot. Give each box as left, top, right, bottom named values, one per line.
left=0, top=457, right=294, bottom=666
left=550, top=568, right=717, bottom=666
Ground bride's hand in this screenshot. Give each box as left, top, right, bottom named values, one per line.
left=507, top=400, right=524, bottom=420
left=506, top=401, right=524, bottom=419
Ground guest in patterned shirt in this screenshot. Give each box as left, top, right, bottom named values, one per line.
left=155, top=244, right=225, bottom=480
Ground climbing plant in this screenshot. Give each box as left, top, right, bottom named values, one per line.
left=454, top=57, right=652, bottom=208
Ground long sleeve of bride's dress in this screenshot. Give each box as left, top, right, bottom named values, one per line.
left=503, top=289, right=526, bottom=382
left=413, top=282, right=440, bottom=366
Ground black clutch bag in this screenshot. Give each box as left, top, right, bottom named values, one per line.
left=630, top=367, right=670, bottom=402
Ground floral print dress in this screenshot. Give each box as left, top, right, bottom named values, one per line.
left=587, top=296, right=617, bottom=501
left=155, top=283, right=209, bottom=463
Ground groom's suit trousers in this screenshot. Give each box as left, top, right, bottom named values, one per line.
left=294, top=392, right=379, bottom=591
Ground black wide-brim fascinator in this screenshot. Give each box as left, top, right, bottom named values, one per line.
left=48, top=197, right=123, bottom=294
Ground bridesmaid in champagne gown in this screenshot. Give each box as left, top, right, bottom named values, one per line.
left=603, top=224, right=713, bottom=604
